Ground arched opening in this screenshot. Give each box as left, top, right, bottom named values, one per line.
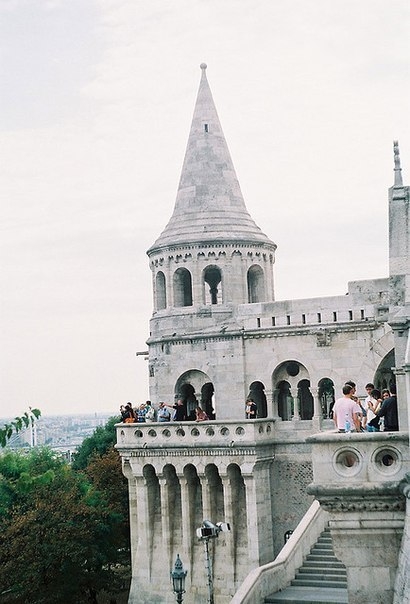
left=173, top=267, right=193, bottom=307
left=318, top=377, right=335, bottom=418
left=247, top=265, right=265, bottom=303
left=374, top=349, right=396, bottom=391
left=248, top=381, right=267, bottom=418
left=200, top=382, right=215, bottom=420
left=155, top=271, right=166, bottom=310
left=203, top=265, right=222, bottom=305
left=298, top=379, right=313, bottom=420
left=175, top=370, right=215, bottom=419
left=277, top=380, right=292, bottom=420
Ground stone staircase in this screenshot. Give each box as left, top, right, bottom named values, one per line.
left=264, top=528, right=348, bottom=604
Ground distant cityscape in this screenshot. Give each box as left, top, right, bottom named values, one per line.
left=1, top=412, right=119, bottom=457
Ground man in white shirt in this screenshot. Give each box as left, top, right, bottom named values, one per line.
left=333, top=384, right=361, bottom=432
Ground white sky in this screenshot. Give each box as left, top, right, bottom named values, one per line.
left=1, top=0, right=409, bottom=417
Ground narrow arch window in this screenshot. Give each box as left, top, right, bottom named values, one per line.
left=204, top=123, right=209, bottom=133
left=203, top=265, right=222, bottom=305
left=247, top=265, right=265, bottom=303
left=349, top=310, right=353, bottom=320
left=173, top=267, right=193, bottom=307
left=361, top=309, right=365, bottom=320
left=333, top=311, right=337, bottom=322
left=286, top=315, right=291, bottom=325
left=317, top=312, right=322, bottom=323
left=302, top=314, right=306, bottom=324
left=155, top=271, right=167, bottom=310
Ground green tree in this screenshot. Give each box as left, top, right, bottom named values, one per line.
left=71, top=416, right=120, bottom=470
left=0, top=448, right=126, bottom=604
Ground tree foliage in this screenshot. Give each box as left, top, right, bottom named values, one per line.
left=71, top=416, right=120, bottom=471
left=0, top=440, right=130, bottom=604
left=0, top=408, right=41, bottom=448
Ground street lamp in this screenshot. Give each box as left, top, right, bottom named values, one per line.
left=196, top=520, right=231, bottom=604
left=171, top=553, right=187, bottom=603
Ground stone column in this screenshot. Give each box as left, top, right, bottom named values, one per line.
left=221, top=471, right=236, bottom=582
left=242, top=473, right=260, bottom=568
left=272, top=388, right=281, bottom=420
left=265, top=389, right=275, bottom=419
left=310, top=386, right=322, bottom=430
left=178, top=473, right=192, bottom=564
left=307, top=432, right=409, bottom=604
left=158, top=476, right=172, bottom=570
left=290, top=387, right=300, bottom=420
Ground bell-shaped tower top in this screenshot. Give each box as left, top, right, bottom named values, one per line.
left=148, top=64, right=276, bottom=254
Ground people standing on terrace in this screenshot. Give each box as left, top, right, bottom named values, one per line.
left=245, top=398, right=257, bottom=419
left=377, top=384, right=398, bottom=431
left=333, top=384, right=361, bottom=432
left=366, top=389, right=382, bottom=431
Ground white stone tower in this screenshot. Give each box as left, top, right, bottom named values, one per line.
left=147, top=64, right=276, bottom=419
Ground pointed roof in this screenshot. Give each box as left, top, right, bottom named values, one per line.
left=148, top=64, right=276, bottom=254
left=393, top=140, right=404, bottom=187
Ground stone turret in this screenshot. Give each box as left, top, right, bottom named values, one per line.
left=388, top=141, right=410, bottom=432
left=147, top=64, right=276, bottom=313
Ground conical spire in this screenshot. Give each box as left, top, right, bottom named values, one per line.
left=393, top=140, right=403, bottom=187
left=148, top=64, right=275, bottom=253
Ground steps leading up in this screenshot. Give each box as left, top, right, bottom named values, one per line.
left=265, top=528, right=348, bottom=604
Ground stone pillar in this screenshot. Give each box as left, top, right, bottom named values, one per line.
left=242, top=473, right=260, bottom=568
left=310, top=386, right=322, bottom=430
left=221, top=471, right=236, bottom=582
left=307, top=432, right=409, bottom=604
left=291, top=387, right=300, bottom=420
left=178, top=473, right=192, bottom=564
left=158, top=475, right=172, bottom=569
left=242, top=460, right=274, bottom=567
left=394, top=474, right=410, bottom=603
left=272, top=388, right=281, bottom=420
left=265, top=389, right=275, bottom=419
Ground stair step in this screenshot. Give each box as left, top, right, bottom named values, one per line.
left=303, top=560, right=346, bottom=571
left=265, top=586, right=348, bottom=604
left=306, top=554, right=340, bottom=562
left=294, top=573, right=347, bottom=584
left=291, top=578, right=347, bottom=589
left=298, top=567, right=347, bottom=576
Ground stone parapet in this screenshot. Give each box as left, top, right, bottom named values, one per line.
left=116, top=418, right=276, bottom=453
left=307, top=431, right=410, bottom=604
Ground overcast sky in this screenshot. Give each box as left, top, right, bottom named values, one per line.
left=1, top=0, right=409, bottom=418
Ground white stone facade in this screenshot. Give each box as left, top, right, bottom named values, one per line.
left=117, top=66, right=410, bottom=602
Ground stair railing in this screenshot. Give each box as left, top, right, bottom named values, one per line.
left=231, top=499, right=328, bottom=604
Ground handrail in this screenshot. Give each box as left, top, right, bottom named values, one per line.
left=231, top=499, right=328, bottom=604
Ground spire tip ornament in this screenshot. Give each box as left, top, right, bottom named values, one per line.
left=200, top=62, right=207, bottom=71
left=393, top=140, right=403, bottom=187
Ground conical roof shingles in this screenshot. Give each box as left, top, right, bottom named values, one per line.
left=148, top=64, right=275, bottom=253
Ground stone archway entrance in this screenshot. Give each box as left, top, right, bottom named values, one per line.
left=374, top=349, right=396, bottom=391
left=175, top=370, right=215, bottom=419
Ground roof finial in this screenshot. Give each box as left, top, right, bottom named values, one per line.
left=200, top=63, right=207, bottom=71
left=393, top=140, right=403, bottom=187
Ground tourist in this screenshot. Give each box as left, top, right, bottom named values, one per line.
left=144, top=400, right=156, bottom=422
left=377, top=384, right=398, bottom=431
left=195, top=406, right=209, bottom=422
left=121, top=402, right=135, bottom=423
left=332, top=384, right=361, bottom=432
left=366, top=389, right=382, bottom=431
left=157, top=402, right=171, bottom=422
left=136, top=403, right=147, bottom=423
left=245, top=398, right=257, bottom=419
left=163, top=399, right=187, bottom=421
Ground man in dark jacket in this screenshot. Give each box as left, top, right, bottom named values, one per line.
left=377, top=384, right=399, bottom=431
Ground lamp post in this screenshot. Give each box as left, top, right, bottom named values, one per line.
left=171, top=554, right=187, bottom=604
left=196, top=520, right=231, bottom=604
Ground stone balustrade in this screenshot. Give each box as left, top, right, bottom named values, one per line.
left=116, top=418, right=276, bottom=451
